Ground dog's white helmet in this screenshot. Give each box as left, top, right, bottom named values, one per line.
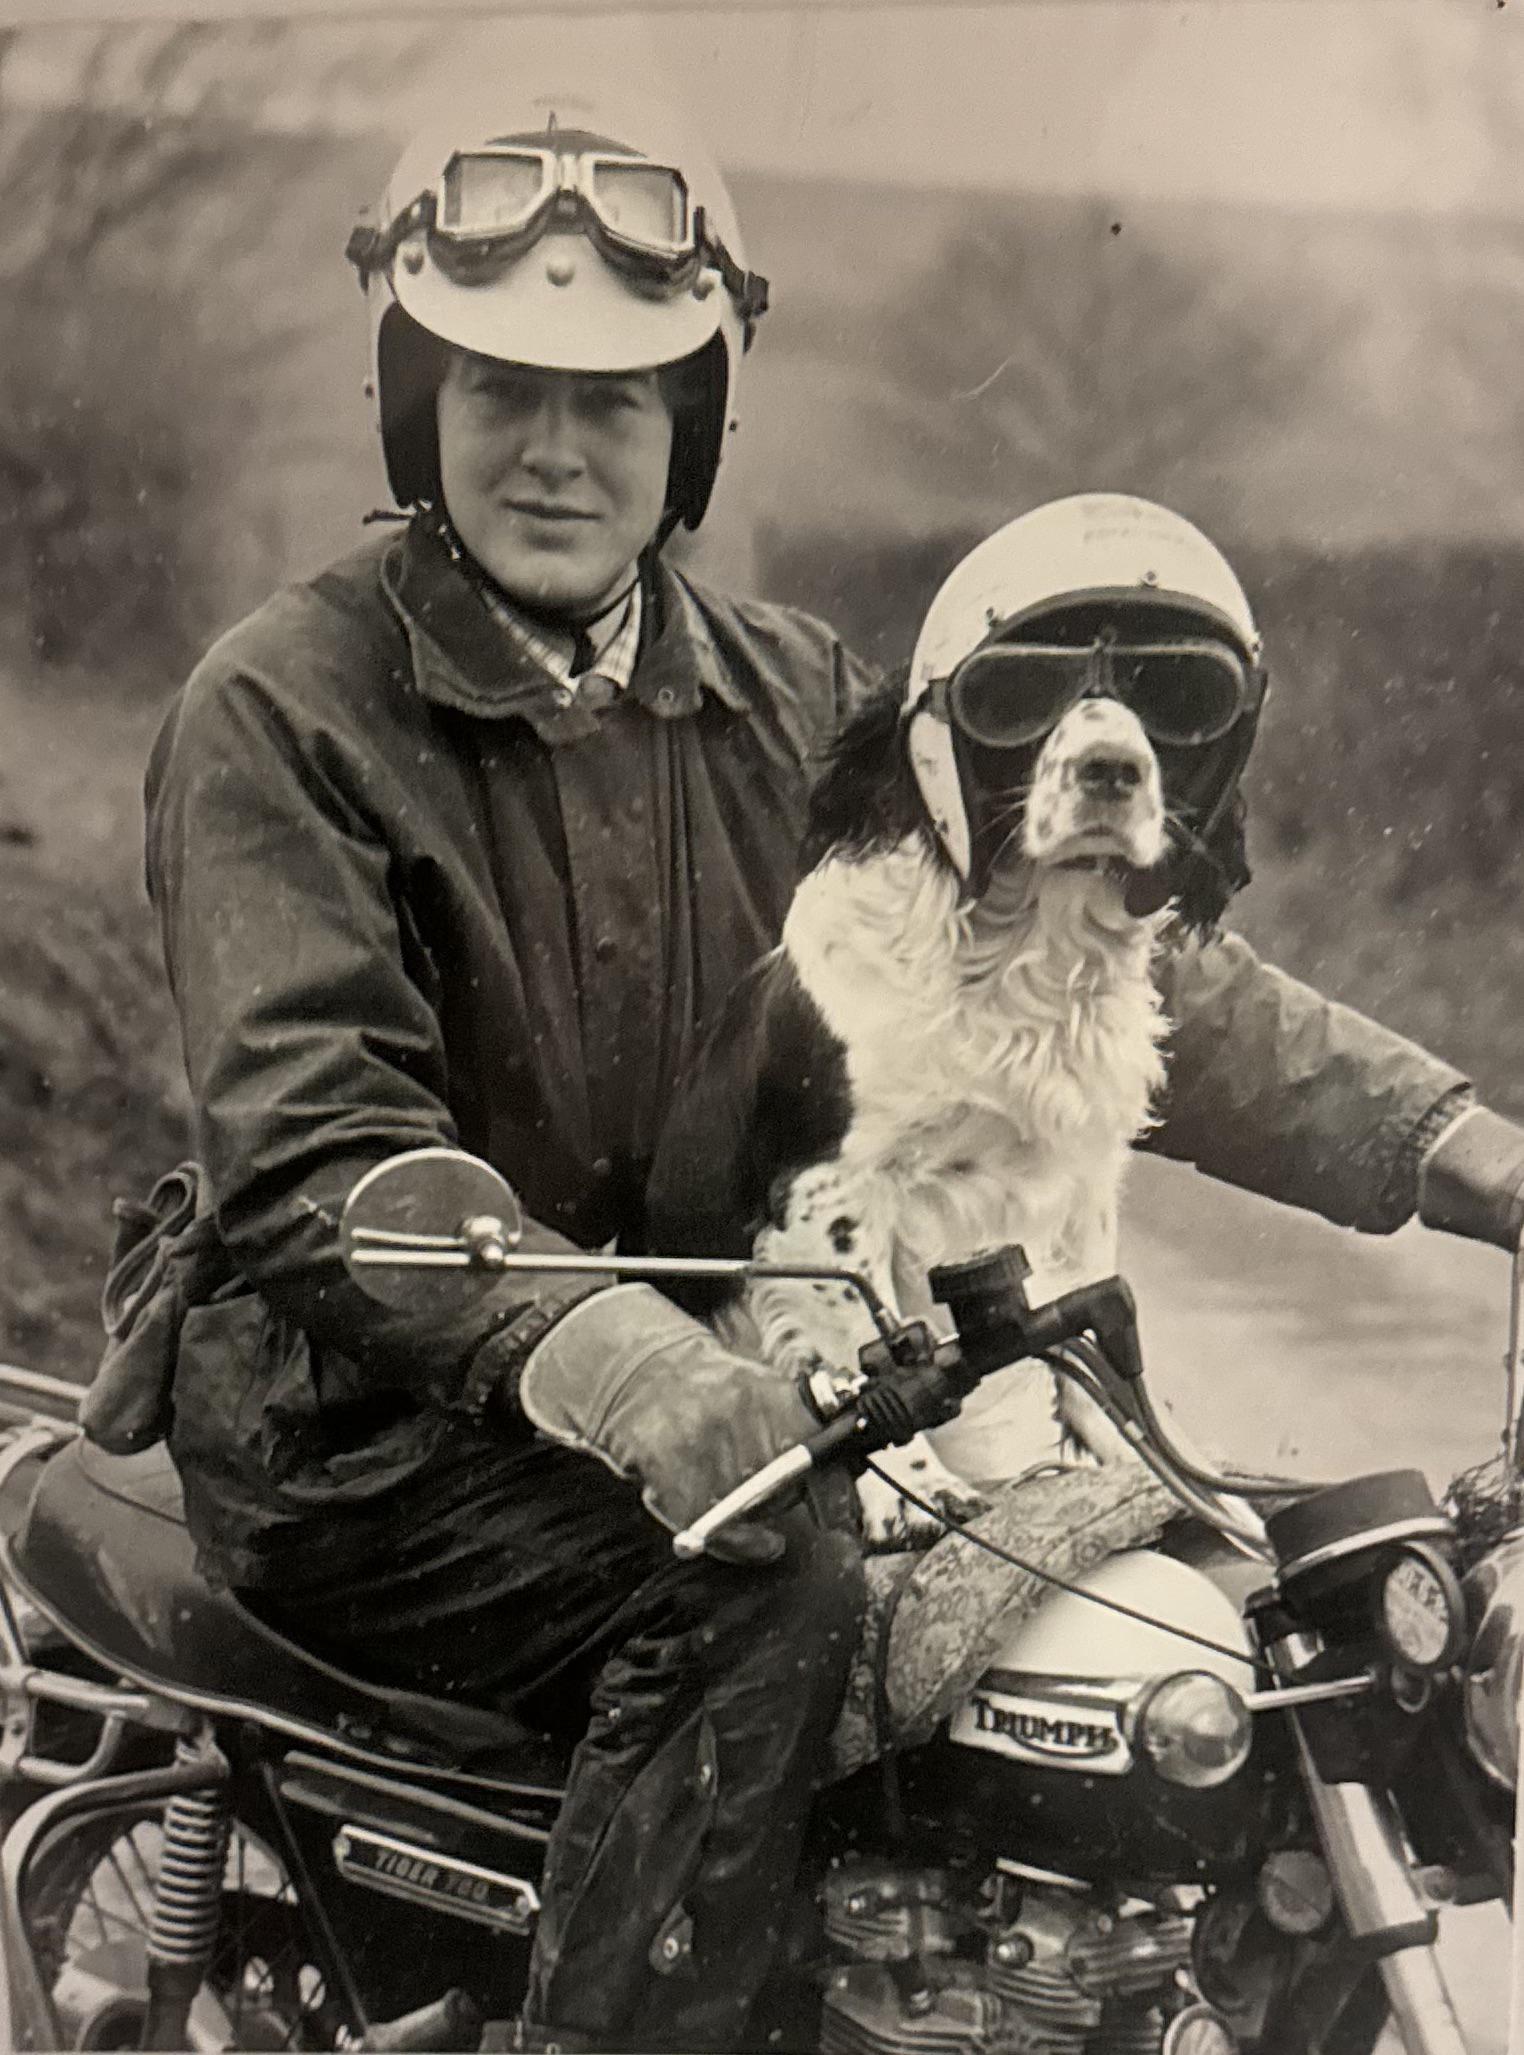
left=906, top=494, right=1262, bottom=881
left=345, top=82, right=768, bottom=527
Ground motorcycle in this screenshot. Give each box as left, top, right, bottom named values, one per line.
left=0, top=1142, right=1517, bottom=2055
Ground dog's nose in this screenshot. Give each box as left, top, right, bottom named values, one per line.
left=1077, top=755, right=1144, bottom=800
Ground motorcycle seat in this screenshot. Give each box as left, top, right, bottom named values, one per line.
left=5, top=1434, right=573, bottom=1789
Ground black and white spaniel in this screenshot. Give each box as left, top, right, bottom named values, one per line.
left=648, top=497, right=1263, bottom=1546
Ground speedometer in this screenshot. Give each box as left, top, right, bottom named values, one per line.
left=1378, top=1546, right=1465, bottom=1671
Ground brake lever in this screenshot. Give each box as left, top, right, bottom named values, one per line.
left=672, top=1329, right=969, bottom=1559
left=672, top=1414, right=863, bottom=1560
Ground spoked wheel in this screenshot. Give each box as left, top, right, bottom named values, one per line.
left=21, top=1806, right=352, bottom=2050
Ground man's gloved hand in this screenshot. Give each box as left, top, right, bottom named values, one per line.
left=516, top=1284, right=824, bottom=1565
left=1418, top=1106, right=1524, bottom=1253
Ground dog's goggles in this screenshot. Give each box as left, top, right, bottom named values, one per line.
left=349, top=146, right=768, bottom=320
left=926, top=632, right=1250, bottom=751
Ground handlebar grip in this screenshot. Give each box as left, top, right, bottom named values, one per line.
left=1418, top=1106, right=1524, bottom=1253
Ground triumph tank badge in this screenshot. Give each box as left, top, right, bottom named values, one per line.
left=949, top=1672, right=1131, bottom=1774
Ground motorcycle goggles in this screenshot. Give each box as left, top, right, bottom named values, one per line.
left=352, top=146, right=769, bottom=321
left=924, top=632, right=1250, bottom=752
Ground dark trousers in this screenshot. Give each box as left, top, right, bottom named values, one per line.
left=254, top=1424, right=865, bottom=2051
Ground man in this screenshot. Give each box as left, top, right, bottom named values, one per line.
left=149, top=85, right=872, bottom=2054
left=140, top=81, right=1524, bottom=2054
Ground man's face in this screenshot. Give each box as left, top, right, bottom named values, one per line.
left=436, top=354, right=674, bottom=615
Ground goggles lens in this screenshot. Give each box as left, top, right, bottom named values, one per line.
left=951, top=647, right=1088, bottom=750
left=945, top=638, right=1247, bottom=751
left=585, top=159, right=691, bottom=255
left=440, top=151, right=551, bottom=236
left=1108, top=644, right=1247, bottom=745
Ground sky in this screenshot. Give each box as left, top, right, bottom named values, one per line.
left=408, top=2, right=1524, bottom=216
left=9, top=1, right=1524, bottom=217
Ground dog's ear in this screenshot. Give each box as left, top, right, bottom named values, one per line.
left=1169, top=790, right=1251, bottom=935
left=800, top=670, right=928, bottom=873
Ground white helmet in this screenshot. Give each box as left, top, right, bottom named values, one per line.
left=346, top=82, right=768, bottom=528
left=906, top=494, right=1265, bottom=906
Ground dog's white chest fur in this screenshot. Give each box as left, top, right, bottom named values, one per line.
left=744, top=838, right=1169, bottom=1489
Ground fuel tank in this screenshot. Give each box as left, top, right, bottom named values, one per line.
left=901, top=1548, right=1286, bottom=1884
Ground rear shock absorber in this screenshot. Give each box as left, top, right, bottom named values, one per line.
left=139, top=1735, right=232, bottom=2051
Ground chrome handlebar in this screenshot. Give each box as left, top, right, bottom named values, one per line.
left=339, top=1149, right=1278, bottom=1561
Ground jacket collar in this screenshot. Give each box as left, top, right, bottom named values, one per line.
left=381, top=518, right=749, bottom=742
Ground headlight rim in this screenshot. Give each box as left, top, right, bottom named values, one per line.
left=1127, top=1667, right=1254, bottom=1792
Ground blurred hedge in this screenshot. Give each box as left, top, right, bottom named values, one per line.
left=0, top=849, right=186, bottom=1381
left=0, top=31, right=368, bottom=693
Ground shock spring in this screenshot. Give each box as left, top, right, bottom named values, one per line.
left=146, top=1741, right=232, bottom=1970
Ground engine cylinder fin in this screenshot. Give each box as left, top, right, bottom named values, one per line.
left=984, top=1959, right=1101, bottom=2033
left=825, top=1903, right=939, bottom=1961
left=823, top=1865, right=959, bottom=1965
left=1070, top=1916, right=1193, bottom=1999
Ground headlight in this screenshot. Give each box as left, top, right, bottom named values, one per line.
left=1130, top=1670, right=1253, bottom=1790
left=1462, top=1532, right=1524, bottom=1788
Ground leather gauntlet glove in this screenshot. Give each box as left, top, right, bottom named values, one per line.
left=517, top=1284, right=822, bottom=1565
left=1418, top=1106, right=1524, bottom=1252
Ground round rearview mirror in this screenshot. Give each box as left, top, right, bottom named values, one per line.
left=340, top=1147, right=524, bottom=1311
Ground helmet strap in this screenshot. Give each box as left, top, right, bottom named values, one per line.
left=1123, top=679, right=1264, bottom=922
left=510, top=569, right=643, bottom=641
left=424, top=500, right=647, bottom=639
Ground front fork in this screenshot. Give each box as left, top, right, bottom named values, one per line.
left=1270, top=1633, right=1473, bottom=2055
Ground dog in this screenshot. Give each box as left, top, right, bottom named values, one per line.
left=647, top=678, right=1174, bottom=1546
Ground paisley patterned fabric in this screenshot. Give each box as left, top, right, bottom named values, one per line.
left=827, top=1463, right=1180, bottom=1780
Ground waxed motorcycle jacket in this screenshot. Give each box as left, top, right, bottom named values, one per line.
left=146, top=522, right=871, bottom=1581
left=143, top=519, right=1469, bottom=1588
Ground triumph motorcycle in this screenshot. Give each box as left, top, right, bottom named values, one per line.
left=0, top=1145, right=1518, bottom=2055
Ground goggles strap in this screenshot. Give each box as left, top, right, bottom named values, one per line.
left=345, top=193, right=436, bottom=286
left=692, top=208, right=771, bottom=332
